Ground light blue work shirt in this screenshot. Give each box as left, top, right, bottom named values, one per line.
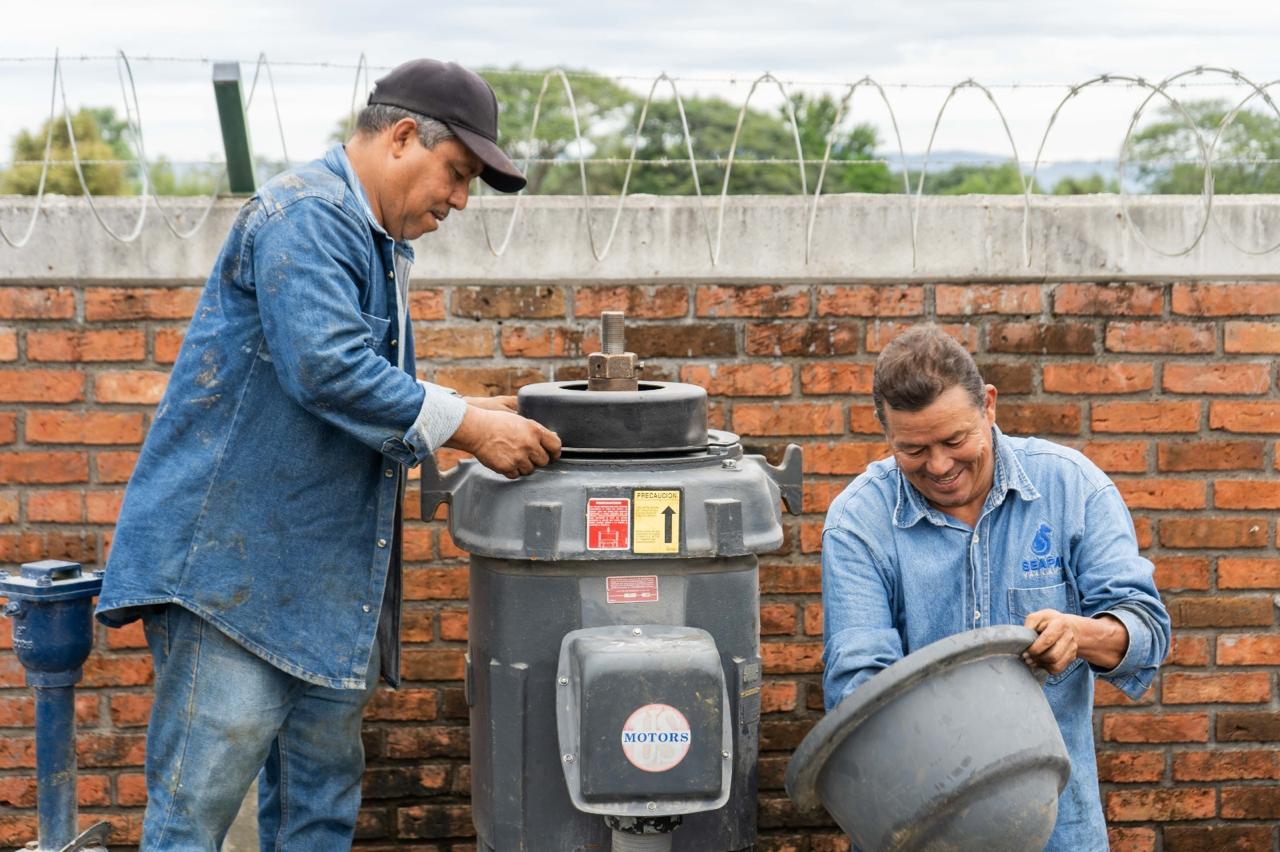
left=97, top=145, right=467, bottom=689
left=821, top=427, right=1170, bottom=851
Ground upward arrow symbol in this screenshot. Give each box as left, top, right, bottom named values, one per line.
left=662, top=506, right=675, bottom=543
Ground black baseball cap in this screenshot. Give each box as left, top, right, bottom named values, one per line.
left=367, top=59, right=526, bottom=193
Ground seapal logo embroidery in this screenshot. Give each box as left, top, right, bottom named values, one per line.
left=1022, top=522, right=1062, bottom=575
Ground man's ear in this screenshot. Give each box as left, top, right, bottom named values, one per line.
left=984, top=383, right=998, bottom=425
left=389, top=118, right=417, bottom=156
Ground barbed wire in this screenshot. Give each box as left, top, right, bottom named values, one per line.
left=1, top=54, right=1279, bottom=265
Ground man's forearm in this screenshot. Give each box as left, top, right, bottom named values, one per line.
left=1072, top=612, right=1129, bottom=671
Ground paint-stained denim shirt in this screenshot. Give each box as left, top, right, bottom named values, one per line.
left=821, top=429, right=1170, bottom=851
left=97, top=145, right=467, bottom=689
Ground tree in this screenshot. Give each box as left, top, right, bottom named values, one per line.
left=1127, top=99, right=1280, bottom=194
left=2, top=108, right=134, bottom=196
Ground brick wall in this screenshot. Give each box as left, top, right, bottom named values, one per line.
left=1, top=279, right=1277, bottom=851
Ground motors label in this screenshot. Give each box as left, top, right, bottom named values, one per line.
left=620, top=703, right=691, bottom=772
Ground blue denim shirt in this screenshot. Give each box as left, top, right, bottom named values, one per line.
left=822, top=428, right=1170, bottom=851
left=97, top=145, right=467, bottom=689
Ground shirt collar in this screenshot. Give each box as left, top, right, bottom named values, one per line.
left=325, top=144, right=415, bottom=261
left=891, top=424, right=1039, bottom=529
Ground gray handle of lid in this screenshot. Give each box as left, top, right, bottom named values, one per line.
left=762, top=444, right=803, bottom=516
left=419, top=454, right=473, bottom=521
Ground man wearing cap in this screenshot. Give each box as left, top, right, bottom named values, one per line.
left=96, top=59, right=555, bottom=849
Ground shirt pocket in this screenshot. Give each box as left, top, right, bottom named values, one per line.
left=1007, top=582, right=1084, bottom=685
left=359, top=311, right=392, bottom=348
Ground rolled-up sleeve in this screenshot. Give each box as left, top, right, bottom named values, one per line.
left=1073, top=484, right=1172, bottom=700
left=252, top=197, right=463, bottom=465
left=821, top=525, right=903, bottom=711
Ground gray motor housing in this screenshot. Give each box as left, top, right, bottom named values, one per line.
left=556, top=625, right=732, bottom=816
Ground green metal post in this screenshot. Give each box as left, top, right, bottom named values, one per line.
left=213, top=62, right=256, bottom=195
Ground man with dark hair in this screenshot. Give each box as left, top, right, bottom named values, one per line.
left=96, top=59, right=557, bottom=849
left=821, top=324, right=1170, bottom=850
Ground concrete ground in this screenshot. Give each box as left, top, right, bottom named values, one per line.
left=222, top=782, right=258, bottom=851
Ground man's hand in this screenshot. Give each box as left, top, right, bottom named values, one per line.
left=463, top=395, right=517, bottom=413
left=445, top=402, right=560, bottom=479
left=1022, top=609, right=1129, bottom=676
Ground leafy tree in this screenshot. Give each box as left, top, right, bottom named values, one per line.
left=2, top=108, right=134, bottom=195
left=1051, top=173, right=1118, bottom=195
left=1128, top=99, right=1280, bottom=194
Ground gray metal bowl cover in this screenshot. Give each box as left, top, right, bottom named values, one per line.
left=785, top=626, right=1070, bottom=851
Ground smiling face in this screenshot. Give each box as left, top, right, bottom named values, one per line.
left=882, top=383, right=998, bottom=527
left=378, top=120, right=484, bottom=241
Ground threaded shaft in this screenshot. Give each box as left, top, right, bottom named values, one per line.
left=601, top=311, right=626, bottom=354
left=610, top=829, right=673, bottom=852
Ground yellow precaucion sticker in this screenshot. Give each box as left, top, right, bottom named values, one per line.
left=632, top=490, right=680, bottom=554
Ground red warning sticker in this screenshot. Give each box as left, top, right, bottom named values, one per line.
left=587, top=497, right=631, bottom=551
left=606, top=575, right=659, bottom=604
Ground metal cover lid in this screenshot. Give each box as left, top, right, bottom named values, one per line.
left=518, top=380, right=708, bottom=454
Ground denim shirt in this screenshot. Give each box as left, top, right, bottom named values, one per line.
left=97, top=145, right=467, bottom=690
left=821, top=428, right=1170, bottom=851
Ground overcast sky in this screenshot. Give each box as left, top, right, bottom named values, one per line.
left=3, top=0, right=1279, bottom=172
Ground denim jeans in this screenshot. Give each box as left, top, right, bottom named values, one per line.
left=140, top=605, right=379, bottom=851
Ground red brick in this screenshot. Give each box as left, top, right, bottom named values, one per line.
left=1153, top=557, right=1211, bottom=591
left=153, top=327, right=185, bottom=363
left=1163, top=824, right=1276, bottom=851
left=84, top=287, right=200, bottom=321
left=93, top=450, right=138, bottom=484
left=803, top=603, right=823, bottom=636
left=574, top=285, right=689, bottom=319
left=1215, top=480, right=1280, bottom=510
left=799, top=519, right=824, bottom=553
left=1217, top=634, right=1280, bottom=666
left=93, top=370, right=169, bottom=405
left=1164, top=362, right=1272, bottom=394
left=734, top=403, right=843, bottom=436
left=760, top=604, right=796, bottom=636
left=760, top=564, right=821, bottom=594
left=364, top=688, right=439, bottom=722
left=683, top=364, right=793, bottom=397
left=25, top=411, right=144, bottom=445
left=0, top=531, right=96, bottom=565
left=1220, top=786, right=1280, bottom=820
left=0, top=451, right=88, bottom=484
left=760, top=641, right=823, bottom=674
left=451, top=286, right=564, bottom=319
left=1163, top=672, right=1271, bottom=704
left=935, top=284, right=1040, bottom=315
left=816, top=285, right=923, bottom=317
left=761, top=681, right=799, bottom=714
left=988, top=321, right=1095, bottom=354
left=76, top=733, right=147, bottom=767
left=798, top=363, right=871, bottom=395
left=1173, top=749, right=1280, bottom=781
left=865, top=320, right=976, bottom=352
left=1102, top=712, right=1209, bottom=743
left=803, top=480, right=847, bottom=513
left=81, top=654, right=153, bottom=688
left=439, top=609, right=468, bottom=641
left=1106, top=321, right=1215, bottom=353
left=1108, top=826, right=1156, bottom=852
left=1218, top=712, right=1280, bottom=742
left=0, top=491, right=17, bottom=523
left=849, top=405, right=882, bottom=434
left=432, top=367, right=545, bottom=397
left=1210, top=402, right=1280, bottom=433
left=1158, top=440, right=1263, bottom=471
left=408, top=289, right=446, bottom=320
left=1172, top=282, right=1280, bottom=316
left=1094, top=679, right=1153, bottom=707
left=745, top=321, right=858, bottom=356
left=1115, top=478, right=1206, bottom=510
left=802, top=442, right=889, bottom=475
left=0, top=368, right=85, bottom=402
left=86, top=489, right=124, bottom=524
left=402, top=648, right=466, bottom=680
left=403, top=566, right=468, bottom=600
left=1045, top=362, right=1156, bottom=394
left=978, top=361, right=1034, bottom=394
left=105, top=619, right=148, bottom=649
left=696, top=284, right=808, bottom=317
left=1224, top=321, right=1280, bottom=354
left=415, top=325, right=494, bottom=359
left=0, top=287, right=75, bottom=319
left=999, top=403, right=1081, bottom=435
left=109, top=693, right=153, bottom=727
left=1093, top=401, right=1200, bottom=433
left=498, top=325, right=591, bottom=358
left=1054, top=283, right=1164, bottom=316
left=27, top=329, right=146, bottom=362
left=1106, top=787, right=1215, bottom=822
left=1160, top=518, right=1268, bottom=549
left=26, top=489, right=84, bottom=522
left=1218, top=558, right=1280, bottom=589
left=1168, top=596, right=1273, bottom=628
left=1167, top=634, right=1210, bottom=666
left=1080, top=440, right=1149, bottom=473
left=1097, top=751, right=1166, bottom=783
left=623, top=324, right=737, bottom=358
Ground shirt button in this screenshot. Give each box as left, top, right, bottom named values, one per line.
left=362, top=604, right=372, bottom=613
left=384, top=468, right=394, bottom=478
left=377, top=538, right=387, bottom=548
left=387, top=270, right=394, bottom=278
left=390, top=339, right=397, bottom=347
left=975, top=610, right=982, bottom=621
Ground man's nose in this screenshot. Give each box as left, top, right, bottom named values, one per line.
left=451, top=182, right=470, bottom=211
left=925, top=448, right=951, bottom=475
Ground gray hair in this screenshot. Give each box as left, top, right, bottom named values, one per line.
left=872, top=324, right=986, bottom=427
left=354, top=103, right=455, bottom=149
